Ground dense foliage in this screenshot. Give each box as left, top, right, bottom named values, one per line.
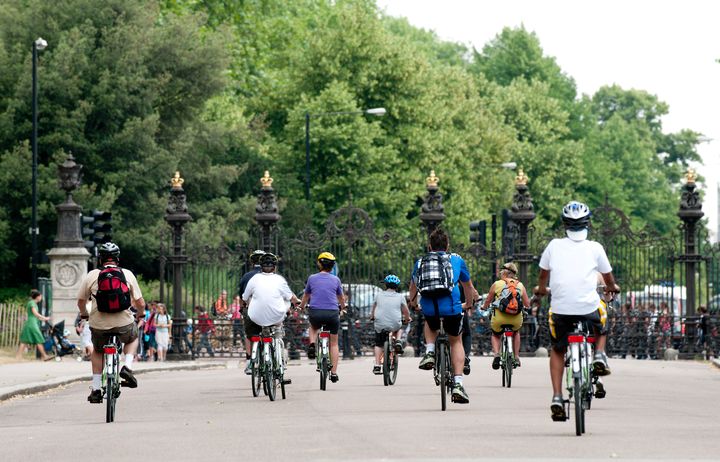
left=0, top=0, right=703, bottom=287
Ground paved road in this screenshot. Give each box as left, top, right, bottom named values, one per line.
left=1, top=356, right=718, bottom=461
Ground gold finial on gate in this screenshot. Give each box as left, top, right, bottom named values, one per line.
left=426, top=170, right=439, bottom=187
left=171, top=171, right=184, bottom=189
left=260, top=170, right=274, bottom=190
left=515, top=168, right=529, bottom=186
left=685, top=167, right=697, bottom=185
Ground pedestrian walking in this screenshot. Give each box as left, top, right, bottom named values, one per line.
left=155, top=303, right=171, bottom=361
left=195, top=305, right=215, bottom=357
left=16, top=289, right=51, bottom=361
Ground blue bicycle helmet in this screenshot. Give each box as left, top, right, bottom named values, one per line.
left=384, top=274, right=401, bottom=287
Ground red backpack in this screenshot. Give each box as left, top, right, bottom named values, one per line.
left=95, top=266, right=132, bottom=313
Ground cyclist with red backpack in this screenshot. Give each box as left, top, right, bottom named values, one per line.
left=409, top=228, right=478, bottom=404
left=77, top=242, right=146, bottom=404
left=481, top=262, right=530, bottom=369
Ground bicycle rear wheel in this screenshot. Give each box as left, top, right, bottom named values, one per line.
left=105, top=376, right=115, bottom=423
left=573, top=376, right=584, bottom=436
left=438, top=343, right=447, bottom=411
left=251, top=360, right=262, bottom=397
left=506, top=352, right=513, bottom=389
left=389, top=346, right=399, bottom=386
left=266, top=363, right=276, bottom=401
left=383, top=341, right=391, bottom=386
left=320, top=356, right=328, bottom=391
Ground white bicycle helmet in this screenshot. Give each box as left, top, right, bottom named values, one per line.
left=562, top=201, right=591, bottom=231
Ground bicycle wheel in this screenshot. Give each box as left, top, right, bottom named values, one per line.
left=573, top=376, right=584, bottom=436
left=506, top=352, right=513, bottom=389
left=320, top=356, right=328, bottom=391
left=389, top=345, right=399, bottom=386
left=438, top=343, right=447, bottom=411
left=105, top=376, right=115, bottom=423
left=266, top=359, right=276, bottom=402
left=383, top=340, right=391, bottom=387
left=251, top=359, right=262, bottom=397
left=501, top=346, right=507, bottom=388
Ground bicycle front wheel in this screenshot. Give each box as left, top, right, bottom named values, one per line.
left=438, top=343, right=447, bottom=411
left=389, top=344, right=399, bottom=386
left=573, top=376, right=584, bottom=436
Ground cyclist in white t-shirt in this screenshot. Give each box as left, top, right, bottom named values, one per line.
left=242, top=253, right=300, bottom=379
left=534, top=201, right=620, bottom=421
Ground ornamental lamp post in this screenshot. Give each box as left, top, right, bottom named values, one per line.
left=31, top=37, right=48, bottom=287
left=165, top=172, right=192, bottom=359
left=304, top=107, right=386, bottom=201
left=677, top=168, right=704, bottom=317
left=419, top=170, right=446, bottom=237
left=507, top=168, right=536, bottom=285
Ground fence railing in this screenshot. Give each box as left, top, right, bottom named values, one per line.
left=0, top=303, right=25, bottom=349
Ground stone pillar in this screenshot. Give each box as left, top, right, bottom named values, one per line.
left=419, top=170, right=446, bottom=237
left=255, top=171, right=280, bottom=253
left=165, top=172, right=192, bottom=359
left=507, top=168, right=536, bottom=285
left=47, top=155, right=90, bottom=329
left=677, top=168, right=704, bottom=316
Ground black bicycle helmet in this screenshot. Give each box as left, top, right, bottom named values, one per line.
left=260, top=253, right=278, bottom=268
left=98, top=242, right=120, bottom=264
left=561, top=201, right=591, bottom=231
left=249, top=249, right=265, bottom=265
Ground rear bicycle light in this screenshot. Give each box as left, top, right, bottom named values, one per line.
left=567, top=335, right=584, bottom=343
left=262, top=337, right=273, bottom=343
left=319, top=332, right=331, bottom=338
left=587, top=336, right=596, bottom=344
left=103, top=346, right=117, bottom=354
left=250, top=336, right=261, bottom=342
left=504, top=331, right=514, bottom=337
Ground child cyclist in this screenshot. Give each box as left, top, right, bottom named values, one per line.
left=370, top=275, right=411, bottom=375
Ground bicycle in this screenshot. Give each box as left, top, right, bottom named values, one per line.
left=316, top=325, right=332, bottom=390
left=499, top=325, right=515, bottom=388
left=381, top=330, right=400, bottom=386
left=432, top=317, right=453, bottom=411
left=260, top=325, right=287, bottom=401
left=102, top=336, right=121, bottom=423
left=554, top=320, right=596, bottom=436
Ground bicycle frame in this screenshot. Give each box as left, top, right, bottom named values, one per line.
left=565, top=321, right=594, bottom=435
left=317, top=326, right=331, bottom=390
left=433, top=318, right=453, bottom=411
left=500, top=328, right=514, bottom=388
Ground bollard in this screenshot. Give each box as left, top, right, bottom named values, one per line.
left=664, top=348, right=679, bottom=361
left=535, top=347, right=549, bottom=357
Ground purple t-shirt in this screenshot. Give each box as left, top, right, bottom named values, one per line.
left=305, top=272, right=343, bottom=310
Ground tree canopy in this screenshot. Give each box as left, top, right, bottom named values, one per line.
left=0, top=0, right=703, bottom=287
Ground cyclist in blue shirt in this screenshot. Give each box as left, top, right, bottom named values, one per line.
left=408, top=228, right=478, bottom=404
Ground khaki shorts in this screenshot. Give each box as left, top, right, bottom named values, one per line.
left=90, top=323, right=138, bottom=352
left=490, top=309, right=523, bottom=334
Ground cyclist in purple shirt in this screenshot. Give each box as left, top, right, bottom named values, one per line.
left=299, top=252, right=346, bottom=383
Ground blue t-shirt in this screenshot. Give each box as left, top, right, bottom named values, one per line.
left=305, top=272, right=343, bottom=310
left=412, top=252, right=470, bottom=316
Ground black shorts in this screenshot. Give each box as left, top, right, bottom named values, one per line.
left=90, top=323, right=138, bottom=352
left=549, top=311, right=606, bottom=353
left=308, top=308, right=340, bottom=335
left=374, top=331, right=391, bottom=348
left=243, top=308, right=262, bottom=338
left=424, top=313, right=463, bottom=337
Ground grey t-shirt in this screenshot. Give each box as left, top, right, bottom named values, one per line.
left=373, top=291, right=406, bottom=332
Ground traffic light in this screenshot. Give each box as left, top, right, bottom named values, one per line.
left=92, top=210, right=112, bottom=245
left=81, top=213, right=95, bottom=250
left=469, top=220, right=486, bottom=246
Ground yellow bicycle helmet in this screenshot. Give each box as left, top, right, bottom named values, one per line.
left=317, top=251, right=336, bottom=262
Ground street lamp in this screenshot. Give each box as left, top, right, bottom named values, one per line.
left=304, top=107, right=386, bottom=200
left=31, top=37, right=47, bottom=287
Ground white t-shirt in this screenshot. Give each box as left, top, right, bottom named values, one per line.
left=243, top=272, right=294, bottom=327
left=539, top=237, right=612, bottom=315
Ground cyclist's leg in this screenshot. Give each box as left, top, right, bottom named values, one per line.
left=373, top=331, right=384, bottom=368
left=418, top=315, right=439, bottom=369
left=489, top=310, right=504, bottom=368
left=117, top=323, right=140, bottom=387
left=549, top=312, right=571, bottom=397
left=89, top=327, right=107, bottom=399
left=330, top=334, right=340, bottom=373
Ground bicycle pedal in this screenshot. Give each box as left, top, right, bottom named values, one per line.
left=282, top=378, right=292, bottom=385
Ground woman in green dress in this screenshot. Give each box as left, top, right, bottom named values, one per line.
left=16, top=289, right=51, bottom=360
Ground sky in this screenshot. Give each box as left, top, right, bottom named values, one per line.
left=377, top=0, right=720, bottom=241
